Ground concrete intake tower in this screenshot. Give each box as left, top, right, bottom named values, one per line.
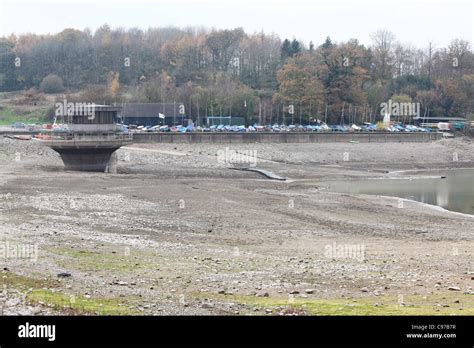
left=42, top=105, right=132, bottom=172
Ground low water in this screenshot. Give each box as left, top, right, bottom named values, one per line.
left=323, top=169, right=474, bottom=215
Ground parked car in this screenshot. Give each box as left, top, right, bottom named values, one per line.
left=12, top=122, right=26, bottom=129
left=393, top=124, right=405, bottom=132
left=362, top=123, right=377, bottom=132
left=350, top=124, right=362, bottom=131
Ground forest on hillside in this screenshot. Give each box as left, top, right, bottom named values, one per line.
left=0, top=25, right=473, bottom=124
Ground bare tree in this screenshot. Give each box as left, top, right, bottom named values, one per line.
left=370, top=29, right=396, bottom=81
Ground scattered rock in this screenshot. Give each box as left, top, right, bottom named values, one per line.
left=57, top=272, right=71, bottom=278
left=448, top=286, right=461, bottom=291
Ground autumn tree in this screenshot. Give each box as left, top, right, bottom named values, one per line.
left=370, top=29, right=396, bottom=82
left=274, top=53, right=325, bottom=123
left=39, top=74, right=64, bottom=93
left=205, top=28, right=245, bottom=71
left=108, top=71, right=120, bottom=97
left=315, top=39, right=370, bottom=122
left=1, top=25, right=473, bottom=122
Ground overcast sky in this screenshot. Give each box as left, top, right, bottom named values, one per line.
left=0, top=0, right=472, bottom=48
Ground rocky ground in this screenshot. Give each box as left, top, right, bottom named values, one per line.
left=0, top=136, right=473, bottom=315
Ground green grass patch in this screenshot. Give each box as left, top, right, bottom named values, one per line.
left=0, top=271, right=57, bottom=290
left=197, top=292, right=474, bottom=315
left=48, top=247, right=156, bottom=273
left=26, top=289, right=138, bottom=315
left=0, top=106, right=49, bottom=125
left=1, top=271, right=139, bottom=315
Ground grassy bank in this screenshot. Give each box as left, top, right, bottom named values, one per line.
left=0, top=106, right=49, bottom=125
left=0, top=271, right=138, bottom=315
left=196, top=292, right=474, bottom=315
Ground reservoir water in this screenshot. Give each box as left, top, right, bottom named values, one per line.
left=323, top=168, right=474, bottom=215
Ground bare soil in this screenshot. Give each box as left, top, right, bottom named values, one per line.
left=0, top=136, right=473, bottom=315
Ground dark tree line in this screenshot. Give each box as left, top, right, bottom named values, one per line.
left=0, top=25, right=473, bottom=124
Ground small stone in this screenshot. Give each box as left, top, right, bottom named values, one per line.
left=448, top=286, right=461, bottom=291
left=256, top=291, right=269, bottom=297
left=304, top=289, right=315, bottom=294
left=361, top=287, right=369, bottom=292
left=201, top=303, right=214, bottom=309
left=289, top=290, right=299, bottom=295
left=57, top=272, right=71, bottom=278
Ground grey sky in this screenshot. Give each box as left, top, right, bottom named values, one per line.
left=0, top=0, right=472, bottom=48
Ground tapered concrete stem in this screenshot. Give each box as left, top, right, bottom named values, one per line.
left=54, top=148, right=120, bottom=172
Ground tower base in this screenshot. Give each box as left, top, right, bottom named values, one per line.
left=54, top=147, right=120, bottom=172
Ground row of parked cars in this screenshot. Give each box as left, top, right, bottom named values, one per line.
left=9, top=121, right=435, bottom=134
left=127, top=122, right=435, bottom=133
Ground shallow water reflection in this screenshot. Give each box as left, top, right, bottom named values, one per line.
left=324, top=169, right=474, bottom=215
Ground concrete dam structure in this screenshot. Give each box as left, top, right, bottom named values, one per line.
left=42, top=105, right=132, bottom=172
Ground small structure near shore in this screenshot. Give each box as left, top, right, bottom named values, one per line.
left=41, top=105, right=132, bottom=172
